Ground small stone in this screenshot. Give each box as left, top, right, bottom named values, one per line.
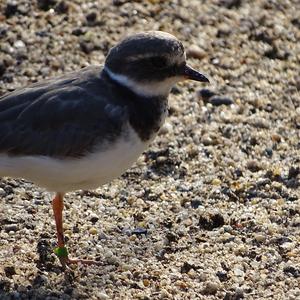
left=5, top=1, right=18, bottom=17
left=211, top=178, right=221, bottom=186
left=97, top=292, right=109, bottom=300
left=198, top=213, right=225, bottom=230
left=132, top=227, right=148, bottom=235
left=217, top=23, right=232, bottom=37
left=33, top=274, right=48, bottom=286
left=0, top=187, right=6, bottom=196
left=283, top=265, right=300, bottom=278
left=191, top=199, right=202, bottom=209
left=37, top=0, right=57, bottom=11
left=160, top=289, right=171, bottom=298
left=216, top=271, right=228, bottom=282
left=197, top=88, right=216, bottom=102
left=175, top=280, right=188, bottom=289
left=86, top=11, right=98, bottom=23
left=254, top=233, right=266, bottom=243
left=160, top=122, right=173, bottom=134
left=156, top=156, right=168, bottom=164
left=13, top=40, right=25, bottom=49
left=281, top=242, right=296, bottom=251
left=202, top=281, right=219, bottom=295
left=219, top=0, right=241, bottom=9
left=90, top=214, right=99, bottom=224
left=55, top=1, right=69, bottom=14
left=209, top=96, right=234, bottom=106
left=181, top=261, right=197, bottom=273
left=4, top=224, right=18, bottom=232
left=271, top=134, right=281, bottom=143
left=246, top=160, right=261, bottom=172
left=201, top=135, right=213, bottom=146
left=80, top=41, right=94, bottom=54
left=72, top=28, right=86, bottom=36
left=201, top=134, right=219, bottom=146
left=233, top=267, right=245, bottom=277
left=143, top=279, right=150, bottom=287
left=166, top=231, right=179, bottom=243
left=89, top=227, right=98, bottom=235
left=271, top=181, right=282, bottom=191
left=235, top=287, right=244, bottom=298
left=288, top=166, right=300, bottom=179
left=112, top=0, right=126, bottom=6
left=186, top=44, right=206, bottom=59
left=4, top=266, right=16, bottom=278
left=271, top=166, right=281, bottom=177
left=0, top=26, right=7, bottom=38
left=170, top=85, right=182, bottom=94
left=265, top=148, right=273, bottom=157
left=264, top=44, right=289, bottom=60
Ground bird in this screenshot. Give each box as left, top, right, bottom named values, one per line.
left=0, top=31, right=209, bottom=267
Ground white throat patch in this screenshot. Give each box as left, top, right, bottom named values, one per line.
left=105, top=67, right=182, bottom=97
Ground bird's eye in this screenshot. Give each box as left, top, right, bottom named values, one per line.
left=149, top=57, right=168, bottom=69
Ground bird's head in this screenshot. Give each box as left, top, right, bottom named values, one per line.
left=104, top=31, right=209, bottom=97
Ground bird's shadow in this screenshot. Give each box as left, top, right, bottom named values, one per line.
left=0, top=257, right=113, bottom=300
left=0, top=236, right=113, bottom=300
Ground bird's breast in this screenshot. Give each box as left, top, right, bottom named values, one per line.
left=0, top=125, right=151, bottom=192
left=128, top=96, right=168, bottom=142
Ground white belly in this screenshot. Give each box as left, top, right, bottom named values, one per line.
left=0, top=127, right=151, bottom=192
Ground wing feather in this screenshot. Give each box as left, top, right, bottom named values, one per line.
left=0, top=67, right=128, bottom=158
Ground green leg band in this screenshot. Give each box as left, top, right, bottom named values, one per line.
left=54, top=246, right=68, bottom=258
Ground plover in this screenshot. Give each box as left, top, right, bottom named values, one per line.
left=0, top=31, right=209, bottom=267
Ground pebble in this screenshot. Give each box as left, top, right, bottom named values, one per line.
left=160, top=289, right=171, bottom=298
left=86, top=11, right=98, bottom=23
left=202, top=281, right=220, bottom=295
left=89, top=227, right=98, bottom=235
left=197, top=88, right=216, bottom=101
left=186, top=44, right=206, bottom=59
left=89, top=213, right=99, bottom=223
left=5, top=1, right=18, bottom=17
left=97, top=292, right=109, bottom=300
left=13, top=40, right=26, bottom=49
left=143, top=279, right=150, bottom=287
left=209, top=96, right=234, bottom=106
left=0, top=187, right=6, bottom=196
left=233, top=267, right=245, bottom=277
left=160, top=122, right=173, bottom=134
left=4, top=224, right=19, bottom=232
left=219, top=0, right=242, bottom=9
left=37, top=0, right=57, bottom=11
left=131, top=227, right=148, bottom=235
left=246, top=160, right=261, bottom=172
left=211, top=178, right=221, bottom=186
left=281, top=242, right=296, bottom=251
left=55, top=0, right=69, bottom=14
left=254, top=233, right=266, bottom=243
left=4, top=265, right=16, bottom=278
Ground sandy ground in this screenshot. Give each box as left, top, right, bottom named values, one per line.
left=0, top=0, right=300, bottom=299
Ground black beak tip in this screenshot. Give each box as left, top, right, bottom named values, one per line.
left=184, top=65, right=210, bottom=83
left=200, top=75, right=210, bottom=83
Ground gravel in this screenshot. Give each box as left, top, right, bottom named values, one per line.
left=0, top=0, right=300, bottom=299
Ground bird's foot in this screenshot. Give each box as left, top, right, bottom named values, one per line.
left=54, top=246, right=101, bottom=268
left=66, top=257, right=102, bottom=266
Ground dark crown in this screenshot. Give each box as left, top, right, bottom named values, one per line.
left=105, top=31, right=186, bottom=82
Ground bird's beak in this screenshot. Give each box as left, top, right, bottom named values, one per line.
left=183, top=64, right=209, bottom=83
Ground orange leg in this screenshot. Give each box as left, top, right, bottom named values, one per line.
left=52, top=193, right=65, bottom=247
left=52, top=192, right=101, bottom=268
